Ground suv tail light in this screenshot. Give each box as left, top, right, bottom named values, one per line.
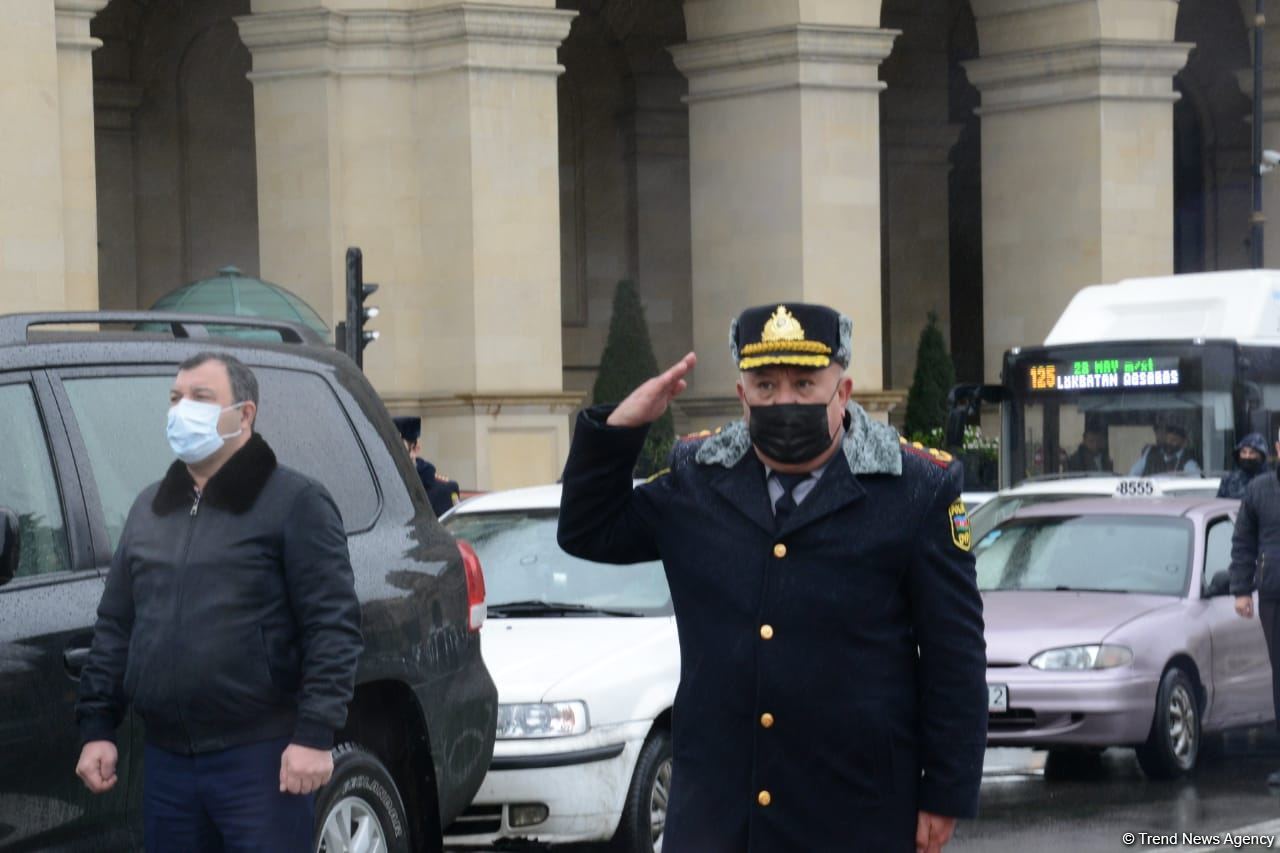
left=457, top=540, right=486, bottom=631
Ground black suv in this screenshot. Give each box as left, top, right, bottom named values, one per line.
left=0, top=312, right=497, bottom=852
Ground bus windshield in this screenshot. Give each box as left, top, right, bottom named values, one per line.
left=1003, top=342, right=1236, bottom=487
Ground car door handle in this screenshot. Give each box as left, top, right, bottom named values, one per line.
left=63, top=646, right=91, bottom=672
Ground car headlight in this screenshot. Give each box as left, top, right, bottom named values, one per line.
left=1029, top=644, right=1133, bottom=671
left=496, top=701, right=589, bottom=739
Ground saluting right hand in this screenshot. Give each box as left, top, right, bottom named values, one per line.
left=606, top=352, right=697, bottom=428
left=76, top=740, right=118, bottom=794
left=1236, top=595, right=1255, bottom=619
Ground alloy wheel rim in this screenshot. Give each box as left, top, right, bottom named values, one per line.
left=1168, top=683, right=1197, bottom=767
left=317, top=796, right=387, bottom=853
left=650, top=757, right=672, bottom=852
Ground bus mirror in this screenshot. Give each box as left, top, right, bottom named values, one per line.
left=945, top=384, right=1007, bottom=448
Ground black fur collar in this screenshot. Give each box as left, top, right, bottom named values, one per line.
left=151, top=433, right=278, bottom=516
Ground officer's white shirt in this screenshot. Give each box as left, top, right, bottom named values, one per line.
left=764, top=461, right=831, bottom=513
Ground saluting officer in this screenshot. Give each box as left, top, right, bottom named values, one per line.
left=393, top=416, right=461, bottom=517
left=558, top=304, right=988, bottom=853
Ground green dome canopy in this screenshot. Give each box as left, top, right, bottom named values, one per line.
left=148, top=266, right=329, bottom=340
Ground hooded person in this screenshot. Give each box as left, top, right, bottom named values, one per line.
left=1218, top=432, right=1270, bottom=499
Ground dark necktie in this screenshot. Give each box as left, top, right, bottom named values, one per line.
left=773, top=472, right=809, bottom=530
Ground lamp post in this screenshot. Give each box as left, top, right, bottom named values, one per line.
left=1253, top=0, right=1266, bottom=269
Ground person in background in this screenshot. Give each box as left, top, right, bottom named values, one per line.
left=394, top=416, right=461, bottom=517
left=1129, top=420, right=1201, bottom=476
left=1066, top=424, right=1112, bottom=473
left=1218, top=433, right=1269, bottom=499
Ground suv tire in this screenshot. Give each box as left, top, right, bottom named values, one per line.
left=612, top=730, right=673, bottom=853
left=314, top=744, right=411, bottom=853
left=1136, top=667, right=1200, bottom=779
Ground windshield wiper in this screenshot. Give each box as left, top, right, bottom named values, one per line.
left=487, top=599, right=645, bottom=618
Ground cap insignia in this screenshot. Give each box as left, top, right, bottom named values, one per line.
left=762, top=305, right=805, bottom=343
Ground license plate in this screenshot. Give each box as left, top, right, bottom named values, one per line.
left=988, top=683, right=1009, bottom=713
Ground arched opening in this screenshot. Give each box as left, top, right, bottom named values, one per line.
left=948, top=2, right=983, bottom=384
left=1172, top=0, right=1252, bottom=272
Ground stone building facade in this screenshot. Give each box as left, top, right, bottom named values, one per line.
left=0, top=0, right=1264, bottom=489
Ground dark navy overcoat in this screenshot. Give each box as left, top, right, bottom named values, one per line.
left=558, top=403, right=988, bottom=852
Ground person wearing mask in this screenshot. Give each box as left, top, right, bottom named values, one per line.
left=1129, top=420, right=1201, bottom=476
left=75, top=352, right=363, bottom=851
left=1218, top=433, right=1269, bottom=499
left=557, top=303, right=987, bottom=853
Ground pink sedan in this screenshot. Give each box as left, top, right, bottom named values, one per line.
left=977, top=496, right=1272, bottom=777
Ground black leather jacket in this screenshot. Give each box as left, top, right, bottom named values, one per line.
left=76, top=434, right=362, bottom=754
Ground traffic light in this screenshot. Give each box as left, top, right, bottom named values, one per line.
left=343, top=247, right=379, bottom=370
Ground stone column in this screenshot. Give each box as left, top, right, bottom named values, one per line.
left=0, top=0, right=106, bottom=312
left=238, top=1, right=579, bottom=491
left=56, top=0, right=108, bottom=311
left=671, top=0, right=899, bottom=426
left=965, top=0, right=1190, bottom=380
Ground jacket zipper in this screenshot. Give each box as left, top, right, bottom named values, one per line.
left=172, top=488, right=202, bottom=752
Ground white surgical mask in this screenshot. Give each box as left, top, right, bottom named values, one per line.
left=166, top=399, right=245, bottom=464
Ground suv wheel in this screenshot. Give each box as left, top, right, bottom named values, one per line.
left=315, top=744, right=411, bottom=853
left=1136, top=667, right=1200, bottom=779
left=612, top=730, right=673, bottom=853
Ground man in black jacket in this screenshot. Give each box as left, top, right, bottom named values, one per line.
left=75, top=352, right=363, bottom=851
left=558, top=304, right=987, bottom=853
left=1230, top=428, right=1280, bottom=786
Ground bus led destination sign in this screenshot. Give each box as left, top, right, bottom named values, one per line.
left=1027, top=357, right=1180, bottom=392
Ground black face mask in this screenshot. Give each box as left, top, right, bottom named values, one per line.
left=748, top=387, right=839, bottom=465
left=1240, top=457, right=1265, bottom=476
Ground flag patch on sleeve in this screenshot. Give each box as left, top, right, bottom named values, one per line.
left=948, top=500, right=971, bottom=552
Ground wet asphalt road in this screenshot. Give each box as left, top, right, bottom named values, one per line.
left=456, top=729, right=1280, bottom=853
left=951, top=732, right=1280, bottom=853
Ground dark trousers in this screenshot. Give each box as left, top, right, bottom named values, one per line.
left=1261, top=599, right=1280, bottom=732
left=143, top=735, right=315, bottom=853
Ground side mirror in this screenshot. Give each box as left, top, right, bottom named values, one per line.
left=1204, top=570, right=1231, bottom=598
left=0, top=509, right=19, bottom=586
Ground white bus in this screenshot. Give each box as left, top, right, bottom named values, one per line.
left=950, top=270, right=1280, bottom=490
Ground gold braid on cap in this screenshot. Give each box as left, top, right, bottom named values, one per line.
left=738, top=354, right=832, bottom=370
left=739, top=339, right=832, bottom=357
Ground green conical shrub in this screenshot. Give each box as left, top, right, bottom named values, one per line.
left=904, top=312, right=957, bottom=439
left=592, top=280, right=675, bottom=476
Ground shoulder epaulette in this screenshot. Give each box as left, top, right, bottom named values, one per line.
left=679, top=427, right=722, bottom=443
left=898, top=435, right=953, bottom=469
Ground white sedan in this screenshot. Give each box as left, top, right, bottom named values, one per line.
left=440, top=485, right=679, bottom=852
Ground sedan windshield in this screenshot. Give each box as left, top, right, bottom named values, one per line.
left=444, top=510, right=672, bottom=616
left=975, top=515, right=1192, bottom=595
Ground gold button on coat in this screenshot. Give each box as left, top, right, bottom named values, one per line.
left=760, top=713, right=775, bottom=728
left=773, top=543, right=787, bottom=558
left=759, top=624, right=774, bottom=640
left=757, top=791, right=772, bottom=807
